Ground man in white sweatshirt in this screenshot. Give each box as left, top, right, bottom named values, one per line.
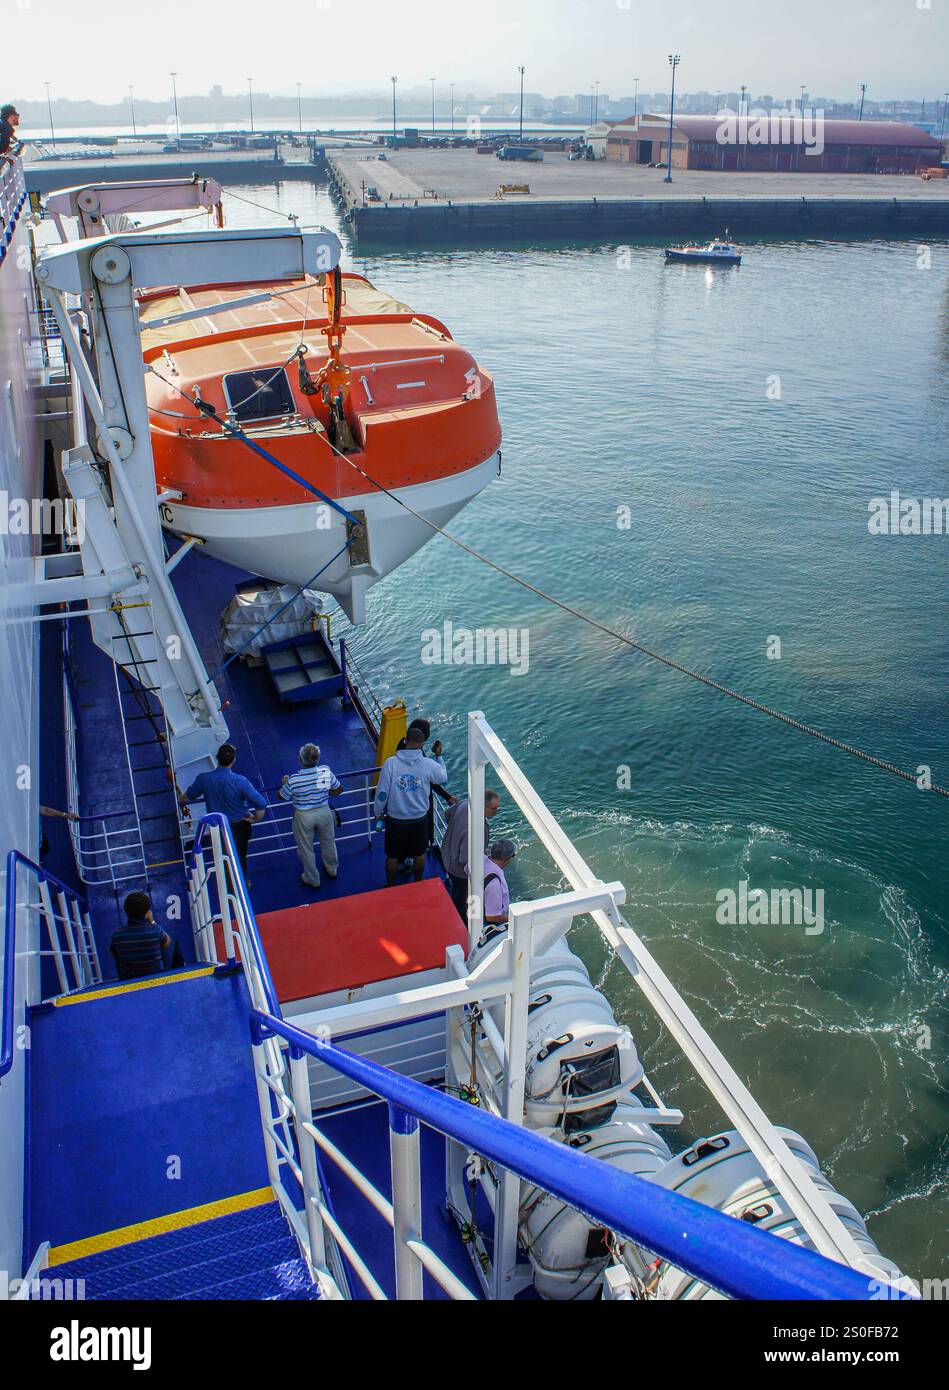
left=373, top=727, right=449, bottom=886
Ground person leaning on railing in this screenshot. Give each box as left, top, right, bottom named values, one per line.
left=373, top=726, right=448, bottom=887
left=0, top=105, right=21, bottom=166
left=396, top=718, right=457, bottom=847
left=178, top=743, right=267, bottom=888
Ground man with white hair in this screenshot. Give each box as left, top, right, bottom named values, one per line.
left=280, top=743, right=344, bottom=889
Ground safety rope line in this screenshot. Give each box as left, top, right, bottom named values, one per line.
left=147, top=373, right=946, bottom=800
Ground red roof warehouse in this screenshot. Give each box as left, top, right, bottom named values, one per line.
left=606, top=114, right=944, bottom=174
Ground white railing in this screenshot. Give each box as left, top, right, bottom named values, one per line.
left=0, top=155, right=25, bottom=255
left=185, top=813, right=484, bottom=1300
left=462, top=709, right=883, bottom=1284
left=182, top=778, right=905, bottom=1304
left=3, top=851, right=101, bottom=1020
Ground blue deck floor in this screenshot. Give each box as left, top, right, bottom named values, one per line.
left=27, top=970, right=268, bottom=1251
left=66, top=548, right=453, bottom=966
left=28, top=550, right=478, bottom=1294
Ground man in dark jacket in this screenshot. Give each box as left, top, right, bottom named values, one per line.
left=1, top=105, right=21, bottom=159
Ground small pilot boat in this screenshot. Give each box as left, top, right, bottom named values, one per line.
left=664, top=239, right=742, bottom=265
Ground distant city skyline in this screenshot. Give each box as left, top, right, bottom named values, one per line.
left=4, top=0, right=947, bottom=104
left=12, top=85, right=949, bottom=137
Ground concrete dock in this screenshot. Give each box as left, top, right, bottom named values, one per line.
left=19, top=141, right=949, bottom=246
left=328, top=148, right=949, bottom=245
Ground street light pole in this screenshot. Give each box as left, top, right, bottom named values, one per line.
left=858, top=84, right=867, bottom=121
left=44, top=81, right=55, bottom=147
left=247, top=77, right=254, bottom=133
left=799, top=83, right=806, bottom=113
left=170, top=72, right=180, bottom=149
left=664, top=54, right=680, bottom=183
left=128, top=85, right=136, bottom=138
left=593, top=80, right=599, bottom=125
left=740, top=84, right=747, bottom=117
left=633, top=76, right=639, bottom=120
left=518, top=65, right=525, bottom=141
left=391, top=76, right=397, bottom=137
left=297, top=83, right=303, bottom=135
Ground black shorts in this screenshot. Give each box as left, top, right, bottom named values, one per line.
left=384, top=815, right=428, bottom=860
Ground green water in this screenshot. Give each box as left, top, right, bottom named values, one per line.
left=224, top=182, right=949, bottom=1282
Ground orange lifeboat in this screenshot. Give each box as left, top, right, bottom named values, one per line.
left=141, top=267, right=501, bottom=620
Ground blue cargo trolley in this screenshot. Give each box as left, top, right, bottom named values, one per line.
left=261, top=627, right=345, bottom=705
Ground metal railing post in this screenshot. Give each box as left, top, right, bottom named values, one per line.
left=54, top=887, right=84, bottom=988
left=209, top=824, right=237, bottom=964
left=492, top=901, right=532, bottom=1299
left=466, top=711, right=486, bottom=953
left=251, top=1027, right=284, bottom=1195
left=388, top=1103, right=424, bottom=1300
left=37, top=879, right=69, bottom=995
left=80, top=905, right=101, bottom=981
left=289, top=1045, right=329, bottom=1275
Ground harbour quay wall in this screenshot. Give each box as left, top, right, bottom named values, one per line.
left=343, top=193, right=949, bottom=247
left=24, top=156, right=322, bottom=196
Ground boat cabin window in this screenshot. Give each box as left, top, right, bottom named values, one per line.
left=222, top=367, right=295, bottom=423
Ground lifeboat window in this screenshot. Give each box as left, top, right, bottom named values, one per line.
left=222, top=367, right=295, bottom=423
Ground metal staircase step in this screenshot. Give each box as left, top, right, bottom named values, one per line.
left=45, top=1202, right=317, bottom=1300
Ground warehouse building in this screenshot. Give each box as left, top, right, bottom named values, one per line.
left=606, top=114, right=943, bottom=174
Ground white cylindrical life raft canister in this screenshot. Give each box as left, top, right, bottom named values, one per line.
left=523, top=983, right=643, bottom=1129
left=519, top=1101, right=672, bottom=1300
left=644, top=1127, right=905, bottom=1300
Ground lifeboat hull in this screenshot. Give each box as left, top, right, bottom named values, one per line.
left=160, top=451, right=498, bottom=623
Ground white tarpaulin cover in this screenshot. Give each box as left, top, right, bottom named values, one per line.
left=219, top=585, right=325, bottom=660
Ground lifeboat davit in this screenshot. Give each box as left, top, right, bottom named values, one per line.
left=141, top=267, right=501, bottom=621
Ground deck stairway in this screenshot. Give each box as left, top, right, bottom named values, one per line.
left=46, top=1198, right=318, bottom=1301
left=5, top=806, right=907, bottom=1303
left=114, top=663, right=183, bottom=876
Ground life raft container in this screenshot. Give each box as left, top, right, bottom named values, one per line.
left=518, top=1101, right=672, bottom=1300
left=644, top=1127, right=905, bottom=1300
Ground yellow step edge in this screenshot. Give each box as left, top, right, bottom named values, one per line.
left=47, top=1186, right=275, bottom=1267
left=55, top=966, right=215, bottom=1007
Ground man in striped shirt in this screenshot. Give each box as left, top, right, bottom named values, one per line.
left=280, top=743, right=344, bottom=889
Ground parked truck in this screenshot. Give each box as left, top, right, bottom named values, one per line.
left=496, top=145, right=544, bottom=162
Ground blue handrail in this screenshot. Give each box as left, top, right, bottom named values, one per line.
left=253, top=1010, right=912, bottom=1303
left=1, top=849, right=89, bottom=1080
left=187, top=813, right=912, bottom=1303
left=188, top=813, right=281, bottom=1014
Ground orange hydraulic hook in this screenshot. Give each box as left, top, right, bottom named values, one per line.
left=315, top=265, right=351, bottom=403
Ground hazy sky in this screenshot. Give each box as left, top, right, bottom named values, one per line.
left=6, top=0, right=948, bottom=103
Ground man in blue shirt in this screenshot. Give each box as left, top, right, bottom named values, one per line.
left=180, top=743, right=267, bottom=884
left=373, top=727, right=448, bottom=886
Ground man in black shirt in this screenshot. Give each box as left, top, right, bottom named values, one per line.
left=0, top=105, right=21, bottom=159
left=109, top=891, right=184, bottom=981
